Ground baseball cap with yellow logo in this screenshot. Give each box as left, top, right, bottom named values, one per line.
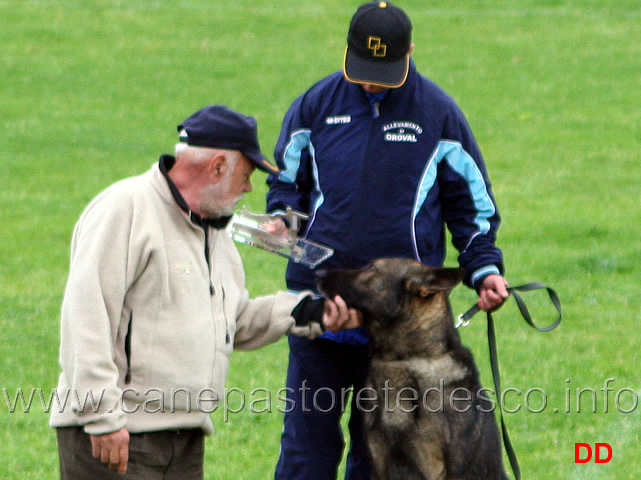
left=343, top=1, right=413, bottom=89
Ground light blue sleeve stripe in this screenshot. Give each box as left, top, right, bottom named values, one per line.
left=412, top=140, right=496, bottom=258
left=277, top=129, right=325, bottom=234
left=411, top=143, right=446, bottom=258
left=442, top=140, right=495, bottom=234
left=413, top=140, right=495, bottom=231
left=413, top=141, right=450, bottom=221
left=471, top=265, right=500, bottom=286
left=280, top=129, right=313, bottom=183
left=305, top=155, right=324, bottom=233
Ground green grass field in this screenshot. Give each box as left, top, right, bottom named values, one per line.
left=1, top=0, right=640, bottom=478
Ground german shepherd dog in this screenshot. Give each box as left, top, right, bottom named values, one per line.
left=316, top=258, right=508, bottom=480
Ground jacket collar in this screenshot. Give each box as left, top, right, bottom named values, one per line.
left=158, top=154, right=231, bottom=229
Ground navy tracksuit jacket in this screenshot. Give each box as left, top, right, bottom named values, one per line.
left=267, top=61, right=504, bottom=345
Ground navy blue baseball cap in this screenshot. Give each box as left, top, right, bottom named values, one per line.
left=344, top=1, right=412, bottom=88
left=178, top=105, right=279, bottom=174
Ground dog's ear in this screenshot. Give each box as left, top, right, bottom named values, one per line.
left=406, top=267, right=464, bottom=297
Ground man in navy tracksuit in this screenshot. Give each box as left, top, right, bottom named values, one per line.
left=266, top=2, right=509, bottom=479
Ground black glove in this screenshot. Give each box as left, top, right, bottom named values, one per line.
left=291, top=296, right=325, bottom=331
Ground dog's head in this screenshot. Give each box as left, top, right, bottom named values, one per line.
left=316, top=258, right=463, bottom=352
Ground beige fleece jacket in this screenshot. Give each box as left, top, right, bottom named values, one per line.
left=50, top=162, right=321, bottom=435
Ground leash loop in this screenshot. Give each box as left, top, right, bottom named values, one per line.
left=455, top=283, right=562, bottom=330
left=456, top=282, right=562, bottom=480
left=508, top=283, right=562, bottom=332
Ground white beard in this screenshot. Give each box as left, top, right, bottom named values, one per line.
left=198, top=175, right=242, bottom=218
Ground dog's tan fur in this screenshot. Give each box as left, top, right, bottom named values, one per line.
left=317, top=258, right=508, bottom=480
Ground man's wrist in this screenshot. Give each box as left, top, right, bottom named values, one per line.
left=470, top=265, right=501, bottom=291
left=291, top=296, right=325, bottom=330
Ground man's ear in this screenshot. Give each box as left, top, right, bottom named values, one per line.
left=208, top=152, right=228, bottom=182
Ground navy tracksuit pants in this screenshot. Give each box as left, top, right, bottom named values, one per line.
left=275, top=335, right=371, bottom=480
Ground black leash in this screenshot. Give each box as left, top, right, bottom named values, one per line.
left=457, top=283, right=562, bottom=480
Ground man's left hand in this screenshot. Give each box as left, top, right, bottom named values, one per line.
left=478, top=274, right=509, bottom=312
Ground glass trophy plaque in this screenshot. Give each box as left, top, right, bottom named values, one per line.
left=228, top=207, right=334, bottom=268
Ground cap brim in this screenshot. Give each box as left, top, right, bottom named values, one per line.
left=343, top=46, right=409, bottom=89
left=245, top=150, right=280, bottom=175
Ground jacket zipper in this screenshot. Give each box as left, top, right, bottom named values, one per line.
left=350, top=99, right=383, bottom=253
left=124, top=311, right=132, bottom=384
left=203, top=226, right=230, bottom=344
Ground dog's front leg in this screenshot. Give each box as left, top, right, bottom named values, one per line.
left=411, top=442, right=447, bottom=480
left=364, top=423, right=390, bottom=480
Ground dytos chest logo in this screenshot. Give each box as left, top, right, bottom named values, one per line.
left=383, top=121, right=423, bottom=143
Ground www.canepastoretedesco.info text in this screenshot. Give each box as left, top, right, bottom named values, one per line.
left=3, top=378, right=638, bottom=420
